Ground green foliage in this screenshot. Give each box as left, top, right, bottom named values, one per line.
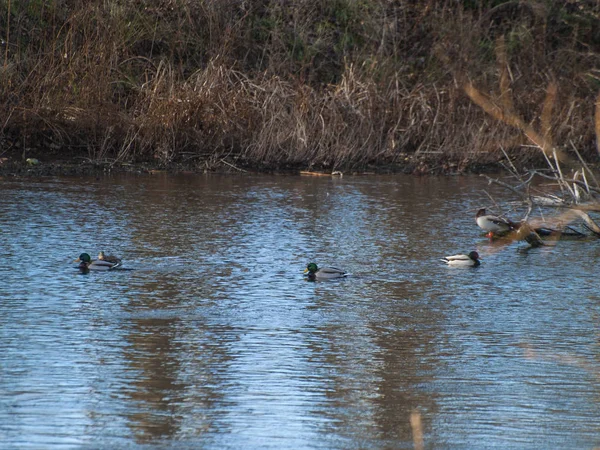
left=548, top=0, right=600, bottom=49
left=3, top=0, right=53, bottom=21
left=251, top=16, right=278, bottom=45
left=505, top=24, right=532, bottom=54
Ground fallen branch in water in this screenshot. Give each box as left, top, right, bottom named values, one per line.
left=465, top=35, right=600, bottom=246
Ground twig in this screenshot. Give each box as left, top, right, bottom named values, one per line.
left=480, top=174, right=528, bottom=200
left=500, top=145, right=519, bottom=175
left=553, top=148, right=576, bottom=198
left=569, top=140, right=600, bottom=188
left=220, top=158, right=246, bottom=172
left=574, top=210, right=600, bottom=236
left=530, top=171, right=600, bottom=194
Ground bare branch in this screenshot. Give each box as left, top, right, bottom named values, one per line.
left=595, top=92, right=600, bottom=158
left=541, top=82, right=557, bottom=149
left=464, top=82, right=569, bottom=163
left=573, top=210, right=600, bottom=236
left=495, top=36, right=514, bottom=112
left=569, top=140, right=600, bottom=188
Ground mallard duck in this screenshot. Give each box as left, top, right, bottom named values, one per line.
left=98, top=251, right=122, bottom=265
left=304, top=263, right=348, bottom=280
left=75, top=253, right=121, bottom=271
left=476, top=208, right=516, bottom=238
left=442, top=251, right=481, bottom=267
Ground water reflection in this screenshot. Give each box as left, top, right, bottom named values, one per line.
left=1, top=174, right=600, bottom=449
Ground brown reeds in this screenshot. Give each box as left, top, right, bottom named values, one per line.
left=468, top=29, right=600, bottom=242
left=0, top=2, right=599, bottom=172
left=464, top=80, right=568, bottom=163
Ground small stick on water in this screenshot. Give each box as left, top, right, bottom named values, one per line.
left=410, top=410, right=424, bottom=450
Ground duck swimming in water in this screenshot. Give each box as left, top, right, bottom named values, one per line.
left=75, top=253, right=121, bottom=271
left=98, top=251, right=122, bottom=265
left=304, top=263, right=348, bottom=280
left=442, top=251, right=481, bottom=267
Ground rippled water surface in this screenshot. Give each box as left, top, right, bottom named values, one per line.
left=1, top=173, right=600, bottom=449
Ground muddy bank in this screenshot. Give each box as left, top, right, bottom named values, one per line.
left=0, top=150, right=509, bottom=178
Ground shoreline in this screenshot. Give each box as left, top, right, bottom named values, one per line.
left=0, top=152, right=508, bottom=178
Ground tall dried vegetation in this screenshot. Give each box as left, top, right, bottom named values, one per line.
left=1, top=0, right=600, bottom=172
left=467, top=30, right=600, bottom=242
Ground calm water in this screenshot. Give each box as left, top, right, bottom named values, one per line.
left=1, top=173, right=599, bottom=449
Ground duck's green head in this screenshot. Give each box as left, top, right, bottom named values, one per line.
left=468, top=251, right=480, bottom=261
left=77, top=253, right=92, bottom=263
left=305, top=263, right=319, bottom=274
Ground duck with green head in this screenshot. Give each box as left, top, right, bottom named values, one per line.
left=75, top=253, right=121, bottom=271
left=304, top=263, right=348, bottom=280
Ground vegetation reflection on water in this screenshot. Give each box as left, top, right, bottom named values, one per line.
left=1, top=174, right=599, bottom=449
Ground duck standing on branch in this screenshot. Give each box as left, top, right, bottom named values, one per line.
left=442, top=251, right=481, bottom=267
left=475, top=208, right=516, bottom=238
left=304, top=263, right=348, bottom=280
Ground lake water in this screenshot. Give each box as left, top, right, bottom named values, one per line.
left=1, top=173, right=599, bottom=449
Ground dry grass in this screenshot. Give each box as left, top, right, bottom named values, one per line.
left=1, top=1, right=600, bottom=172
